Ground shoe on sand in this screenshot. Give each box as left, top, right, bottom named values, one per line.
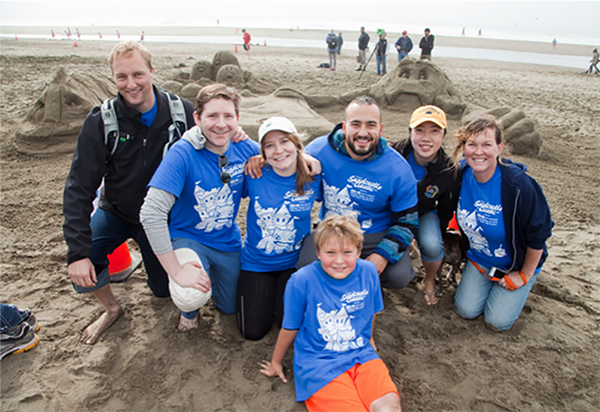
left=1, top=323, right=40, bottom=360
left=21, top=309, right=40, bottom=332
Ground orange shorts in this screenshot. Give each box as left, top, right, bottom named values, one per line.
left=305, top=359, right=399, bottom=412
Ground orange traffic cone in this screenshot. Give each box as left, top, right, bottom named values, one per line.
left=235, top=44, right=238, bottom=53
left=74, top=42, right=78, bottom=47
left=264, top=40, right=267, bottom=46
left=108, top=242, right=142, bottom=283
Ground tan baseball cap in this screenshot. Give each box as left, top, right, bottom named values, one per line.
left=409, top=105, right=447, bottom=129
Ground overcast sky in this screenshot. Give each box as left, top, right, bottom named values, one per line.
left=1, top=0, right=599, bottom=43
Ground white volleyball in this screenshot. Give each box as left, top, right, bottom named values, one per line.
left=169, top=248, right=211, bottom=312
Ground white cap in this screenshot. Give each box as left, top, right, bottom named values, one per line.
left=169, top=248, right=211, bottom=312
left=258, top=117, right=297, bottom=142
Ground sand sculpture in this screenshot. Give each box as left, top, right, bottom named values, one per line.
left=292, top=58, right=542, bottom=155
left=16, top=53, right=540, bottom=156
left=15, top=67, right=116, bottom=155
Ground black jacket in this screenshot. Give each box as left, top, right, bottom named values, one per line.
left=62, top=86, right=195, bottom=264
left=391, top=138, right=459, bottom=233
left=419, top=34, right=434, bottom=55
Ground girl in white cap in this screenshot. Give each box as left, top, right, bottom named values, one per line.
left=236, top=117, right=322, bottom=340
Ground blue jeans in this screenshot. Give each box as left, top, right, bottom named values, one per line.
left=172, top=238, right=241, bottom=316
left=1, top=304, right=29, bottom=333
left=376, top=55, right=387, bottom=74
left=415, top=212, right=444, bottom=262
left=71, top=208, right=169, bottom=297
left=397, top=51, right=408, bottom=62
left=454, top=260, right=539, bottom=331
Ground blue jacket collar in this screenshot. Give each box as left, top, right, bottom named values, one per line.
left=327, top=123, right=388, bottom=161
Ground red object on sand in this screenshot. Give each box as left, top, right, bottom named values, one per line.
left=108, top=242, right=132, bottom=274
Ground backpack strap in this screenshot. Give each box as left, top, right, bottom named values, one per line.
left=161, top=88, right=188, bottom=158
left=101, top=98, right=120, bottom=155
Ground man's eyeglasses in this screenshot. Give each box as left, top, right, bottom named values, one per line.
left=219, top=154, right=231, bottom=184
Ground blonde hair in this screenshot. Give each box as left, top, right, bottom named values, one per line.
left=260, top=131, right=315, bottom=196
left=314, top=215, right=363, bottom=253
left=452, top=114, right=504, bottom=164
left=109, top=41, right=153, bottom=73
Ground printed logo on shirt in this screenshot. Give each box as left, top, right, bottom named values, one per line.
left=424, top=185, right=439, bottom=198
left=323, top=182, right=359, bottom=219
left=193, top=182, right=235, bottom=232
left=254, top=200, right=299, bottom=254
left=317, top=303, right=366, bottom=352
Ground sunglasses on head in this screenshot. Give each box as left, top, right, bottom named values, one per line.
left=219, top=154, right=231, bottom=184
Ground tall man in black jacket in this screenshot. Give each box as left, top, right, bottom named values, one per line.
left=357, top=26, right=370, bottom=71
left=419, top=28, right=435, bottom=60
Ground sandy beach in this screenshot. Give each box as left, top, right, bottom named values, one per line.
left=1, top=27, right=599, bottom=412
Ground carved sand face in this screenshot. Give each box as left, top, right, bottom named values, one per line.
left=191, top=60, right=213, bottom=81
left=212, top=51, right=240, bottom=79
left=371, top=58, right=462, bottom=113
left=215, top=64, right=244, bottom=87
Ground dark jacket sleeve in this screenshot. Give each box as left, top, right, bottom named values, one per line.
left=62, top=108, right=108, bottom=264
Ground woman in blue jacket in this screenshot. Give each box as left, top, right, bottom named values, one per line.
left=451, top=115, right=553, bottom=331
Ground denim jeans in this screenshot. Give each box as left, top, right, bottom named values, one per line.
left=172, top=237, right=241, bottom=316
left=454, top=260, right=539, bottom=331
left=328, top=50, right=337, bottom=69
left=0, top=304, right=29, bottom=333
left=376, top=55, right=387, bottom=74
left=415, top=212, right=444, bottom=262
left=397, top=51, right=408, bottom=62
left=71, top=208, right=169, bottom=297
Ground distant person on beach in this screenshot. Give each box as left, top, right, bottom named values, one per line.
left=116, top=30, right=120, bottom=39
left=374, top=31, right=388, bottom=75
left=336, top=32, right=343, bottom=55
left=395, top=30, right=413, bottom=62
left=76, top=28, right=81, bottom=40
left=242, top=29, right=252, bottom=59
left=451, top=115, right=553, bottom=331
left=295, top=96, right=419, bottom=291
left=1, top=304, right=40, bottom=360
left=552, top=38, right=557, bottom=49
left=235, top=117, right=322, bottom=341
left=356, top=26, right=370, bottom=71
left=98, top=32, right=102, bottom=40
left=140, top=31, right=145, bottom=41
left=390, top=106, right=459, bottom=306
left=326, top=30, right=338, bottom=70
left=63, top=41, right=200, bottom=345
left=260, top=215, right=402, bottom=412
left=51, top=29, right=55, bottom=38
left=586, top=48, right=599, bottom=74
left=478, top=28, right=482, bottom=37
left=419, top=28, right=434, bottom=60
left=461, top=27, right=465, bottom=37
left=140, top=84, right=260, bottom=331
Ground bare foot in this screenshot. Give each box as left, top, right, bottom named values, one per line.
left=81, top=307, right=124, bottom=345
left=178, top=314, right=198, bottom=331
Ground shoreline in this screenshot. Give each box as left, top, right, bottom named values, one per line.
left=2, top=25, right=596, bottom=57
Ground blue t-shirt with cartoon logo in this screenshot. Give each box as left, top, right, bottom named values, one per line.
left=148, top=139, right=260, bottom=252
left=283, top=259, right=384, bottom=402
left=241, top=167, right=322, bottom=271
left=306, top=136, right=417, bottom=234
left=457, top=166, right=511, bottom=269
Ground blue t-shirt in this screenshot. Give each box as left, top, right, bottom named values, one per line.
left=457, top=166, right=511, bottom=269
left=283, top=259, right=384, bottom=402
left=141, top=92, right=158, bottom=127
left=149, top=139, right=260, bottom=252
left=306, top=136, right=417, bottom=233
left=408, top=151, right=427, bottom=183
left=241, top=167, right=323, bottom=271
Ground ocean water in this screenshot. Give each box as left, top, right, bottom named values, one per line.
left=1, top=32, right=589, bottom=70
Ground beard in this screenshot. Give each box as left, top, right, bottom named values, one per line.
left=345, top=135, right=378, bottom=157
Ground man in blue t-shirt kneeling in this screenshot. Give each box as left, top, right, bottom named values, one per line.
left=297, top=96, right=419, bottom=290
